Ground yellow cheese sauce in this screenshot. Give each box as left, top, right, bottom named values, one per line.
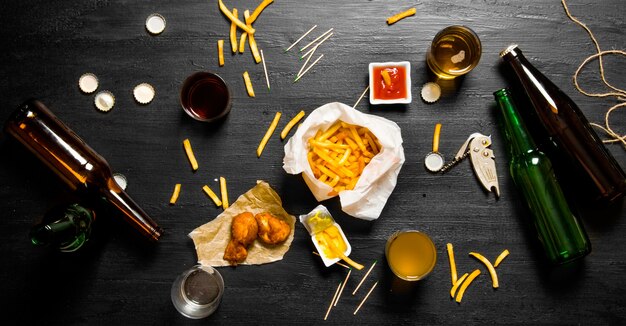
left=307, top=212, right=334, bottom=234
left=314, top=225, right=347, bottom=259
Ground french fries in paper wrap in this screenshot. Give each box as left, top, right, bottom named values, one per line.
left=189, top=181, right=296, bottom=266
left=283, top=102, right=405, bottom=220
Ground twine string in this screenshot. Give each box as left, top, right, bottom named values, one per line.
left=561, top=0, right=625, bottom=147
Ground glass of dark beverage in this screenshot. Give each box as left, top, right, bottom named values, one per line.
left=180, top=72, right=232, bottom=122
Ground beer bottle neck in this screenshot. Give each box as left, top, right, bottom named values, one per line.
left=30, top=203, right=94, bottom=252
left=494, top=89, right=537, bottom=156
left=101, top=179, right=163, bottom=242
left=500, top=46, right=560, bottom=116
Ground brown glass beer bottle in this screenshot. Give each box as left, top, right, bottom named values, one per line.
left=5, top=100, right=163, bottom=241
left=500, top=45, right=626, bottom=204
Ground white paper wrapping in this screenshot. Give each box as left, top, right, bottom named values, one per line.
left=283, top=102, right=405, bottom=220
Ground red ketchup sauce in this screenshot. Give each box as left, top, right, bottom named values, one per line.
left=373, top=66, right=407, bottom=100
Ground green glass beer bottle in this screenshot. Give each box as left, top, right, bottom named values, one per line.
left=30, top=203, right=95, bottom=252
left=494, top=88, right=591, bottom=265
left=500, top=45, right=626, bottom=204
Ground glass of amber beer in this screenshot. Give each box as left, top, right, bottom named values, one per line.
left=426, top=25, right=482, bottom=79
left=385, top=230, right=437, bottom=281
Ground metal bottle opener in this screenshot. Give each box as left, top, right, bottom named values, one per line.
left=440, top=133, right=500, bottom=197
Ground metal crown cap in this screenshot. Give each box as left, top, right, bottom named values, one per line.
left=499, top=44, right=520, bottom=58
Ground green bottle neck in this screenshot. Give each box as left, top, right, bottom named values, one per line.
left=494, top=89, right=537, bottom=156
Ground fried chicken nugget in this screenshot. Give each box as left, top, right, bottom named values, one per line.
left=224, top=212, right=259, bottom=264
left=223, top=240, right=248, bottom=264
left=255, top=212, right=291, bottom=245
left=230, top=212, right=258, bottom=245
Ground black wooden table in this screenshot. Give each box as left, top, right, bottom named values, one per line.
left=1, top=0, right=625, bottom=324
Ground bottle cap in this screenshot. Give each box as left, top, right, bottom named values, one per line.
left=499, top=44, right=519, bottom=58
left=145, top=14, right=166, bottom=35
left=94, top=91, right=116, bottom=112
left=113, top=173, right=128, bottom=190
left=421, top=82, right=441, bottom=103
left=78, top=73, right=99, bottom=94
left=133, top=83, right=155, bottom=104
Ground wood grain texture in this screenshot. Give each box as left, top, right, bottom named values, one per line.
left=0, top=0, right=624, bottom=324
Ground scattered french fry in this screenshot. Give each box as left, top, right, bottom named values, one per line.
left=447, top=245, right=510, bottom=302
left=469, top=252, right=499, bottom=288
left=183, top=138, right=199, bottom=171
left=248, top=0, right=273, bottom=24
left=455, top=269, right=481, bottom=303
left=169, top=184, right=181, bottom=205
left=494, top=249, right=510, bottom=268
left=244, top=10, right=262, bottom=64
left=219, top=176, right=229, bottom=209
left=229, top=8, right=239, bottom=53
left=447, top=243, right=458, bottom=285
left=202, top=185, right=223, bottom=207
left=243, top=71, right=255, bottom=97
left=217, top=39, right=225, bottom=66
left=218, top=0, right=255, bottom=34
left=239, top=31, right=247, bottom=53
left=450, top=272, right=469, bottom=298
left=257, top=112, right=282, bottom=157
left=281, top=110, right=306, bottom=140
left=386, top=7, right=417, bottom=25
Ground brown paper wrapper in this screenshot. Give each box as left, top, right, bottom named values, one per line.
left=189, top=181, right=296, bottom=267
